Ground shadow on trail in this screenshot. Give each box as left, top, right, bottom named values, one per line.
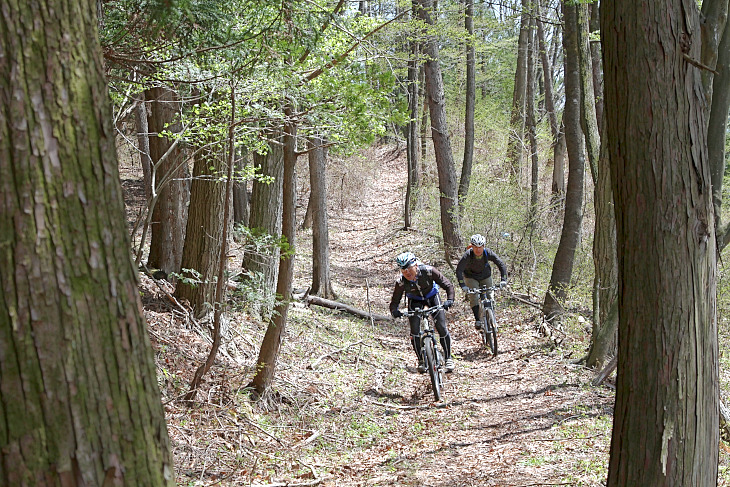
left=379, top=397, right=613, bottom=468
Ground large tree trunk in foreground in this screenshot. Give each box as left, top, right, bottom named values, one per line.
left=603, top=0, right=719, bottom=484
left=0, top=1, right=174, bottom=484
left=414, top=0, right=462, bottom=259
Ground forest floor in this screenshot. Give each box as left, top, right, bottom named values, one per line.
left=121, top=144, right=729, bottom=486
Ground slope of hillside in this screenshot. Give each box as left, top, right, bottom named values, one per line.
left=125, top=145, right=621, bottom=486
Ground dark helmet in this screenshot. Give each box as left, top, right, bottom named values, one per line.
left=395, top=251, right=417, bottom=269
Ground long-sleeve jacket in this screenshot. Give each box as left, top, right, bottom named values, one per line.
left=455, top=247, right=507, bottom=287
left=389, top=264, right=455, bottom=315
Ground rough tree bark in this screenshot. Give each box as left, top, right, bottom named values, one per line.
left=526, top=15, right=539, bottom=230
left=542, top=0, right=585, bottom=321
left=405, top=12, right=421, bottom=229
left=308, top=135, right=336, bottom=299
left=175, top=135, right=227, bottom=317
left=414, top=0, right=462, bottom=260
left=536, top=0, right=560, bottom=149
left=583, top=3, right=617, bottom=369
left=0, top=0, right=174, bottom=483
left=505, top=0, right=531, bottom=180
left=458, top=0, right=476, bottom=204
left=242, top=130, right=284, bottom=317
left=250, top=108, right=298, bottom=396
left=145, top=86, right=189, bottom=276
left=233, top=152, right=249, bottom=228
left=603, top=0, right=719, bottom=484
left=706, top=8, right=730, bottom=249
left=134, top=91, right=153, bottom=200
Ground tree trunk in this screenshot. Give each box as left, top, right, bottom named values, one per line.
left=577, top=2, right=599, bottom=183
left=0, top=0, right=174, bottom=483
left=250, top=109, right=298, bottom=395
left=420, top=63, right=429, bottom=176
left=589, top=3, right=604, bottom=135
left=233, top=152, right=249, bottom=228
left=145, top=86, right=189, bottom=276
left=584, top=3, right=617, bottom=369
left=586, top=129, right=618, bottom=369
left=552, top=120, right=567, bottom=200
left=134, top=92, right=153, bottom=201
left=414, top=0, right=462, bottom=260
left=505, top=0, right=530, bottom=180
left=405, top=18, right=421, bottom=229
left=603, top=0, right=719, bottom=484
left=526, top=15, right=539, bottom=230
left=174, top=139, right=227, bottom=317
left=536, top=0, right=559, bottom=146
left=242, top=130, right=284, bottom=317
left=699, top=0, right=730, bottom=113
left=708, top=18, right=730, bottom=250
left=543, top=1, right=585, bottom=321
left=308, top=135, right=336, bottom=299
left=458, top=0, right=476, bottom=204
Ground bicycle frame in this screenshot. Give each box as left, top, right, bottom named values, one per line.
left=404, top=305, right=446, bottom=401
left=466, top=286, right=499, bottom=356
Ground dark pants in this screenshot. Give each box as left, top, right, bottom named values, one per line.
left=408, top=295, right=451, bottom=360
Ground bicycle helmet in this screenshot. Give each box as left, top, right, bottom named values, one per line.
left=395, top=251, right=417, bottom=269
left=470, top=234, right=486, bottom=247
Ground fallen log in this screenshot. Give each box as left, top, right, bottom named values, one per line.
left=300, top=294, right=393, bottom=322
left=591, top=356, right=617, bottom=386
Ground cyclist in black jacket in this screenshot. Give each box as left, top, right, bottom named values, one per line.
left=389, top=252, right=456, bottom=373
left=456, top=234, right=508, bottom=330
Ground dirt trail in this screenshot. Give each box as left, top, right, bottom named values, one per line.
left=314, top=146, right=614, bottom=486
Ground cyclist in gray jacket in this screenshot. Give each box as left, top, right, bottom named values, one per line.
left=456, top=234, right=508, bottom=329
left=390, top=252, right=455, bottom=373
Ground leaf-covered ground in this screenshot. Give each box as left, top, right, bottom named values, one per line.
left=121, top=144, right=730, bottom=486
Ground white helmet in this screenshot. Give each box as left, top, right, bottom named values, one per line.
left=470, top=234, right=486, bottom=247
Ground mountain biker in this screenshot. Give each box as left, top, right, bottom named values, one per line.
left=456, top=234, right=508, bottom=330
left=389, top=252, right=456, bottom=373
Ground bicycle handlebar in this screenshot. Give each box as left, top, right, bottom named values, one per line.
left=402, top=304, right=446, bottom=318
left=465, top=285, right=499, bottom=295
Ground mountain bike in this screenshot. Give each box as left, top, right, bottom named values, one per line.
left=466, top=286, right=499, bottom=356
left=404, top=305, right=447, bottom=402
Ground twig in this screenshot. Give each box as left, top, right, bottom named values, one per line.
left=251, top=478, right=329, bottom=487
left=509, top=291, right=543, bottom=310
left=592, top=356, right=617, bottom=386
left=683, top=53, right=720, bottom=74
left=364, top=397, right=443, bottom=410
left=291, top=431, right=321, bottom=450
left=309, top=340, right=365, bottom=369
left=526, top=433, right=604, bottom=442
left=365, top=278, right=375, bottom=330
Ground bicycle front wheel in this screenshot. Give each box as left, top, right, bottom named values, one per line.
left=423, top=338, right=443, bottom=402
left=485, top=308, right=498, bottom=356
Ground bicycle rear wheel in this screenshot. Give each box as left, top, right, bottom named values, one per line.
left=485, top=308, right=498, bottom=356
left=424, top=338, right=443, bottom=402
